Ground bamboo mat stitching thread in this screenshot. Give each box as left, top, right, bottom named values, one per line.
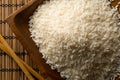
left=0, top=0, right=39, bottom=80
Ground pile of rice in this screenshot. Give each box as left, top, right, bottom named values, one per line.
left=29, top=0, right=120, bottom=80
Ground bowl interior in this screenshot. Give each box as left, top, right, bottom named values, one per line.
left=6, top=0, right=64, bottom=80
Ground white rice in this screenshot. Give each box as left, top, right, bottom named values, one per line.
left=29, top=0, right=120, bottom=80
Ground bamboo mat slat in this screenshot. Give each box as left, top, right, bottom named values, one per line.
left=0, top=0, right=39, bottom=80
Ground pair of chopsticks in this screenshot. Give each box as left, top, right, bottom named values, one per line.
left=0, top=34, right=44, bottom=80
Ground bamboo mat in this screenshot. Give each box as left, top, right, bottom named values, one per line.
left=0, top=0, right=40, bottom=80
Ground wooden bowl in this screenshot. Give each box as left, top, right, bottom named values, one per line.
left=5, top=0, right=120, bottom=80
left=6, top=0, right=64, bottom=80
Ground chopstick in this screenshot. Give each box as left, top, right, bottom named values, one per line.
left=0, top=34, right=44, bottom=80
left=0, top=36, right=34, bottom=80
